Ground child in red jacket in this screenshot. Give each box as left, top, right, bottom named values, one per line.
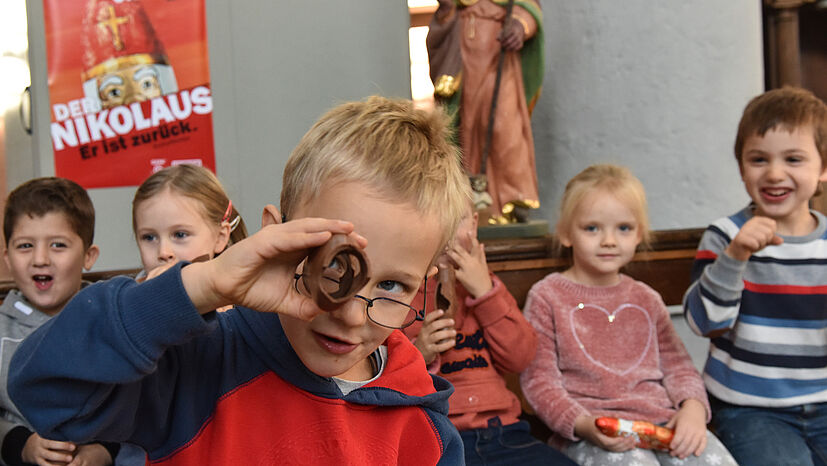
left=404, top=199, right=574, bottom=466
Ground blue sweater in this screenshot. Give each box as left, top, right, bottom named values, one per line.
left=7, top=263, right=462, bottom=465
left=683, top=207, right=827, bottom=407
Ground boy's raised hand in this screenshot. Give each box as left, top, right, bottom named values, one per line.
left=182, top=210, right=365, bottom=321
left=725, top=216, right=783, bottom=261
left=573, top=415, right=636, bottom=452
left=445, top=231, right=492, bottom=299
left=414, top=309, right=457, bottom=364
left=665, top=398, right=708, bottom=459
left=22, top=432, right=75, bottom=465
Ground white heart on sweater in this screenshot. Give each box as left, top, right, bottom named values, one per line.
left=570, top=303, right=653, bottom=376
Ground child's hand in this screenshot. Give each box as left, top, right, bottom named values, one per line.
left=22, top=432, right=76, bottom=465
left=182, top=217, right=364, bottom=320
left=446, top=231, right=492, bottom=299
left=67, top=443, right=113, bottom=466
left=414, top=309, right=457, bottom=364
left=665, top=398, right=708, bottom=459
left=725, top=216, right=783, bottom=261
left=574, top=415, right=636, bottom=452
left=140, top=260, right=181, bottom=283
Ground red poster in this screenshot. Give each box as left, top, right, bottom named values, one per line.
left=43, top=0, right=215, bottom=188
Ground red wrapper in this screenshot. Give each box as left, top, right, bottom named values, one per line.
left=595, top=417, right=674, bottom=451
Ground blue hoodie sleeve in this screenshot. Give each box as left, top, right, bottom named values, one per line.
left=7, top=263, right=220, bottom=452
left=421, top=375, right=463, bottom=465
left=434, top=413, right=463, bottom=465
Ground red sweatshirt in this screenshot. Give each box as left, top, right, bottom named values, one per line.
left=404, top=274, right=537, bottom=431
left=520, top=273, right=709, bottom=448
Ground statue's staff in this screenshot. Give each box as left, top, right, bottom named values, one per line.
left=470, top=0, right=516, bottom=202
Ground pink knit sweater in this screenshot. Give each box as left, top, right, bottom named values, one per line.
left=519, top=273, right=709, bottom=447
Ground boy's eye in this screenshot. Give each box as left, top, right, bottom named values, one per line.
left=50, top=241, right=68, bottom=248
left=618, top=224, right=635, bottom=233
left=376, top=280, right=406, bottom=296
left=583, top=225, right=598, bottom=233
left=15, top=242, right=33, bottom=250
left=140, top=233, right=157, bottom=242
left=786, top=156, right=803, bottom=164
left=173, top=231, right=190, bottom=240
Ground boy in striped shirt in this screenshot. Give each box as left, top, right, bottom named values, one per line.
left=683, top=87, right=827, bottom=465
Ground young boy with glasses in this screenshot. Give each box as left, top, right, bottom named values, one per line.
left=9, top=96, right=468, bottom=465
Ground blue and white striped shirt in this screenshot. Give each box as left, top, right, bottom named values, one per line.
left=683, top=206, right=827, bottom=407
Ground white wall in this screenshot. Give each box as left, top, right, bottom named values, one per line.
left=532, top=0, right=764, bottom=230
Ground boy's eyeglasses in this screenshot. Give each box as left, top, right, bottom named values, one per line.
left=293, top=273, right=426, bottom=329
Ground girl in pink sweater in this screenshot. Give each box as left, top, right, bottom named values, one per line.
left=520, top=165, right=736, bottom=465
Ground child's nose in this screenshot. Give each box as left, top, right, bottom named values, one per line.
left=601, top=231, right=617, bottom=246
left=328, top=297, right=369, bottom=327
left=33, top=245, right=50, bottom=266
left=765, top=161, right=784, bottom=181
left=158, top=241, right=175, bottom=263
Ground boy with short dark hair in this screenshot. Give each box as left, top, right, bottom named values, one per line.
left=0, top=177, right=115, bottom=465
left=9, top=96, right=468, bottom=465
left=683, top=86, right=827, bottom=465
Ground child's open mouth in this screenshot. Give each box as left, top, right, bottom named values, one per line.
left=32, top=275, right=53, bottom=291
left=314, top=332, right=358, bottom=355
left=761, top=188, right=791, bottom=201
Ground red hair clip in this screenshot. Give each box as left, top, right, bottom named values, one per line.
left=222, top=200, right=233, bottom=223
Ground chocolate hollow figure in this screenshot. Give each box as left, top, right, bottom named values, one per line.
left=302, top=234, right=371, bottom=311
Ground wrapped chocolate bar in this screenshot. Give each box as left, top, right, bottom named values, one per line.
left=595, top=417, right=674, bottom=451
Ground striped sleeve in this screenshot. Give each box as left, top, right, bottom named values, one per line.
left=683, top=218, right=748, bottom=337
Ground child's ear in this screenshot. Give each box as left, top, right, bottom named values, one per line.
left=261, top=204, right=282, bottom=227
left=558, top=231, right=572, bottom=248
left=214, top=221, right=232, bottom=255
left=3, top=248, right=10, bottom=271
left=83, top=245, right=100, bottom=271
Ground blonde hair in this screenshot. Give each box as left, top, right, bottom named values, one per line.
left=556, top=164, right=651, bottom=249
left=132, top=164, right=248, bottom=247
left=280, top=96, right=470, bottom=250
